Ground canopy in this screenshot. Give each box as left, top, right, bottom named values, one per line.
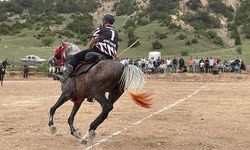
left=149, top=51, right=161, bottom=60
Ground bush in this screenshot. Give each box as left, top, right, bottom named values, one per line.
left=180, top=50, right=189, bottom=56
left=191, top=38, right=198, bottom=43
left=137, top=18, right=150, bottom=26
left=41, top=36, right=55, bottom=47
left=236, top=46, right=242, bottom=54
left=123, top=19, right=136, bottom=30
left=35, top=63, right=49, bottom=72
left=155, top=31, right=167, bottom=39
left=185, top=40, right=192, bottom=45
left=177, top=33, right=187, bottom=40
left=212, top=36, right=224, bottom=46
left=152, top=40, right=163, bottom=49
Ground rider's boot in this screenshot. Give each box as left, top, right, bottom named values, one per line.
left=56, top=64, right=74, bottom=83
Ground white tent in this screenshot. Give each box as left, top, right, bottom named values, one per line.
left=149, top=51, right=161, bottom=60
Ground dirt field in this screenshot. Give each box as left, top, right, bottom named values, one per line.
left=1, top=74, right=250, bottom=150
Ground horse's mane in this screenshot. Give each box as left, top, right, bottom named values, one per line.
left=68, top=43, right=81, bottom=51
left=64, top=43, right=81, bottom=58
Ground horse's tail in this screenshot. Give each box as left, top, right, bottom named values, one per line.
left=119, top=65, right=152, bottom=108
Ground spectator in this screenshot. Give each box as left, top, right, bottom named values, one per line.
left=148, top=61, right=155, bottom=74
left=178, top=57, right=185, bottom=71
left=188, top=56, right=195, bottom=73
left=199, top=58, right=205, bottom=73
left=205, top=57, right=210, bottom=73
left=178, top=66, right=187, bottom=73
left=158, top=62, right=165, bottom=74
left=212, top=63, right=219, bottom=75
left=223, top=59, right=230, bottom=72
left=23, top=64, right=30, bottom=79
left=141, top=57, right=146, bottom=72
left=235, top=57, right=240, bottom=66
left=240, top=60, right=247, bottom=74
left=194, top=57, right=200, bottom=73
left=166, top=57, right=172, bottom=73
left=218, top=62, right=224, bottom=72
left=172, top=57, right=178, bottom=73
left=209, top=57, right=214, bottom=73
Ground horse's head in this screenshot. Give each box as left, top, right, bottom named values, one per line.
left=2, top=59, right=10, bottom=66
left=60, top=40, right=81, bottom=58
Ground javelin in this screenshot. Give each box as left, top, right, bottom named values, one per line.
left=118, top=39, right=140, bottom=57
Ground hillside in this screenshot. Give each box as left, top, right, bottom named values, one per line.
left=0, top=0, right=249, bottom=67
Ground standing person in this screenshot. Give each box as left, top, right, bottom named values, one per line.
left=205, top=57, right=209, bottom=73
left=56, top=14, right=119, bottom=83
left=240, top=60, right=247, bottom=74
left=188, top=56, right=195, bottom=73
left=166, top=57, right=172, bottom=73
left=172, top=57, right=178, bottom=73
left=209, top=57, right=214, bottom=73
left=23, top=64, right=29, bottom=79
left=199, top=58, right=205, bottom=73
left=194, top=56, right=200, bottom=73
left=178, top=57, right=185, bottom=71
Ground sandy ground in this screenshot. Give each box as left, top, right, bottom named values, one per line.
left=0, top=74, right=250, bottom=150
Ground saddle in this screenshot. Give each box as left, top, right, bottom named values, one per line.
left=72, top=52, right=108, bottom=76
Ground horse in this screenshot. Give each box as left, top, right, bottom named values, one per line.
left=0, top=59, right=10, bottom=86
left=48, top=41, right=80, bottom=79
left=48, top=59, right=152, bottom=144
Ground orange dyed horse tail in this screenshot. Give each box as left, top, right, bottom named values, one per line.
left=119, top=65, right=152, bottom=108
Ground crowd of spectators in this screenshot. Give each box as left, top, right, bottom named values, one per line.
left=120, top=56, right=247, bottom=75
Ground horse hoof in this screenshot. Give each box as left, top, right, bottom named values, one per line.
left=80, top=139, right=88, bottom=145
left=89, top=130, right=96, bottom=140
left=50, top=125, right=57, bottom=134
left=73, top=131, right=82, bottom=139
left=80, top=130, right=95, bottom=144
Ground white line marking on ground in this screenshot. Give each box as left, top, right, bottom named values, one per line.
left=1, top=96, right=59, bottom=106
left=84, top=85, right=207, bottom=150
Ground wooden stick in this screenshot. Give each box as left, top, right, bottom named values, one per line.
left=118, top=39, right=140, bottom=57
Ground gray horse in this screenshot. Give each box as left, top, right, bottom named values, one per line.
left=48, top=59, right=152, bottom=144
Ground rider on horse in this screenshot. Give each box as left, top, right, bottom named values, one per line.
left=56, top=13, right=119, bottom=83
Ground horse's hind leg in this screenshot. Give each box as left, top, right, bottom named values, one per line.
left=68, top=101, right=83, bottom=139
left=80, top=94, right=113, bottom=144
left=48, top=93, right=69, bottom=134
left=108, top=85, right=124, bottom=103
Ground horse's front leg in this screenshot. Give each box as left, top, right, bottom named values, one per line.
left=1, top=75, right=3, bottom=86
left=68, top=100, right=83, bottom=139
left=80, top=94, right=113, bottom=144
left=48, top=93, right=69, bottom=134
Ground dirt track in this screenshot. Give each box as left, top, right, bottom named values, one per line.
left=1, top=74, right=250, bottom=150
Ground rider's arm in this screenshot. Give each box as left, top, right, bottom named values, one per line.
left=113, top=53, right=120, bottom=61
left=88, top=37, right=97, bottom=49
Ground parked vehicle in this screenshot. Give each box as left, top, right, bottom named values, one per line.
left=20, top=55, right=46, bottom=63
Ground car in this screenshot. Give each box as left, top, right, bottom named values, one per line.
left=20, top=55, right=46, bottom=63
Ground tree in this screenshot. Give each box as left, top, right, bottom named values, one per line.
left=186, top=0, right=202, bottom=10
left=152, top=40, right=162, bottom=49
left=66, top=14, right=94, bottom=35
left=234, top=33, right=241, bottom=45
left=41, top=36, right=54, bottom=47
left=114, top=0, right=137, bottom=16
left=127, top=28, right=140, bottom=47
